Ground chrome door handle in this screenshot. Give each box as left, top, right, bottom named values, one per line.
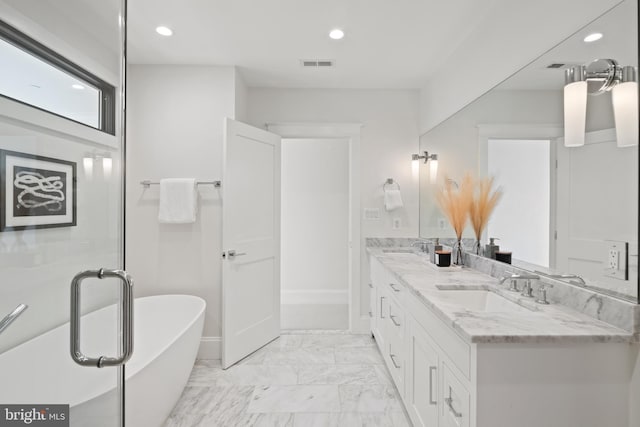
left=429, top=366, right=437, bottom=405
left=225, top=250, right=247, bottom=259
left=70, top=268, right=134, bottom=368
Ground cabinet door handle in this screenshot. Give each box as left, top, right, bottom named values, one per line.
left=368, top=310, right=373, bottom=318
left=445, top=386, right=463, bottom=418
left=389, top=283, right=401, bottom=292
left=389, top=353, right=401, bottom=369
left=390, top=314, right=401, bottom=327
left=428, top=366, right=437, bottom=405
left=368, top=283, right=374, bottom=289
left=380, top=297, right=386, bottom=319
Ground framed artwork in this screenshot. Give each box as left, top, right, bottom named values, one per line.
left=0, top=149, right=77, bottom=231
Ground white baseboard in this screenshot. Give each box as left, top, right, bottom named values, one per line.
left=281, top=289, right=348, bottom=305
left=281, top=303, right=348, bottom=330
left=197, top=336, right=221, bottom=360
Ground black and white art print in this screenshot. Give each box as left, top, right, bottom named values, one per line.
left=0, top=150, right=76, bottom=231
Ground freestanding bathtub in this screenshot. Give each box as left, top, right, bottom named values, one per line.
left=0, top=295, right=205, bottom=427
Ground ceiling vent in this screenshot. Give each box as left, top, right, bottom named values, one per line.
left=546, top=62, right=583, bottom=69
left=301, top=59, right=335, bottom=68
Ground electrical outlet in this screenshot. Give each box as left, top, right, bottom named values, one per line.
left=438, top=218, right=446, bottom=230
left=608, top=249, right=619, bottom=270
left=392, top=217, right=401, bottom=229
left=604, top=240, right=629, bottom=281
left=363, top=208, right=380, bottom=220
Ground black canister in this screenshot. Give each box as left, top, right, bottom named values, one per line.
left=495, top=251, right=512, bottom=264
left=435, top=250, right=452, bottom=267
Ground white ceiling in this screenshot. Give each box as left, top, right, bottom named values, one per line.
left=497, top=0, right=637, bottom=91
left=127, top=0, right=501, bottom=89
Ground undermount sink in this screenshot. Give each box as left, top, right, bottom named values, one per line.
left=382, top=248, right=417, bottom=254
left=434, top=289, right=533, bottom=313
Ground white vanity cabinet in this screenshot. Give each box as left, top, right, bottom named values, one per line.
left=371, top=259, right=407, bottom=396
left=368, top=255, right=635, bottom=427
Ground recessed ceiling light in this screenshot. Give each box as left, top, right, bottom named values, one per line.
left=156, top=26, right=173, bottom=37
left=329, top=29, right=344, bottom=40
left=72, top=84, right=85, bottom=90
left=583, top=32, right=603, bottom=43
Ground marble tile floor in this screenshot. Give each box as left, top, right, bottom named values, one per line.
left=164, top=332, right=412, bottom=427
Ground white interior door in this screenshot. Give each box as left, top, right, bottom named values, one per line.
left=222, top=118, right=281, bottom=369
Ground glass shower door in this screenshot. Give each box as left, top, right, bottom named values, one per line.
left=0, top=0, right=127, bottom=425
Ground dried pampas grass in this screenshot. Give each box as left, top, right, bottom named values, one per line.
left=435, top=174, right=474, bottom=240
left=469, top=176, right=502, bottom=241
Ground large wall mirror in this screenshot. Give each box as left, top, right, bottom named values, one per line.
left=419, top=0, right=638, bottom=302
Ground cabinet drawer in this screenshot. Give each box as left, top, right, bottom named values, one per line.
left=441, top=363, right=470, bottom=427
left=407, top=294, right=470, bottom=379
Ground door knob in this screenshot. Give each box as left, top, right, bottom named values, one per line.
left=224, top=250, right=247, bottom=260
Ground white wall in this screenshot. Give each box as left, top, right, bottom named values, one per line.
left=280, top=138, right=349, bottom=329
left=418, top=0, right=623, bottom=133
left=234, top=69, right=248, bottom=123
left=247, top=88, right=420, bottom=324
left=126, top=65, right=237, bottom=352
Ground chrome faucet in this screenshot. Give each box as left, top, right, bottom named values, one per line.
left=521, top=279, right=535, bottom=298
left=498, top=273, right=540, bottom=294
left=0, top=304, right=28, bottom=335
left=411, top=240, right=430, bottom=253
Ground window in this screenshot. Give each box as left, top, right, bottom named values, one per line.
left=0, top=19, right=115, bottom=135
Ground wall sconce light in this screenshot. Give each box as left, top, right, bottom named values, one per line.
left=83, top=152, right=113, bottom=178
left=83, top=155, right=94, bottom=177
left=563, top=59, right=638, bottom=148
left=412, top=151, right=438, bottom=182
left=102, top=156, right=113, bottom=178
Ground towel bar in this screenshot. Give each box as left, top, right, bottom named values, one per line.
left=383, top=178, right=400, bottom=191
left=140, top=180, right=221, bottom=188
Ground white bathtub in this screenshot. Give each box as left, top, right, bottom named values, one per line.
left=0, top=295, right=205, bottom=427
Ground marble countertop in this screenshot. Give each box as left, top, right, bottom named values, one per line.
left=367, top=247, right=635, bottom=344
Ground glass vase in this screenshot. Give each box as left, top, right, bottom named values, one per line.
left=453, top=239, right=464, bottom=265
left=473, top=239, right=482, bottom=256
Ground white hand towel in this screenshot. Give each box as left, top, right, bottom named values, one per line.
left=158, top=178, right=197, bottom=223
left=384, top=189, right=404, bottom=211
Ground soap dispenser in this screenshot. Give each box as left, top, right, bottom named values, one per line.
left=485, top=237, right=499, bottom=259
left=431, top=238, right=442, bottom=263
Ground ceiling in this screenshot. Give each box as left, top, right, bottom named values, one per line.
left=497, top=0, right=637, bottom=91
left=127, top=0, right=501, bottom=89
